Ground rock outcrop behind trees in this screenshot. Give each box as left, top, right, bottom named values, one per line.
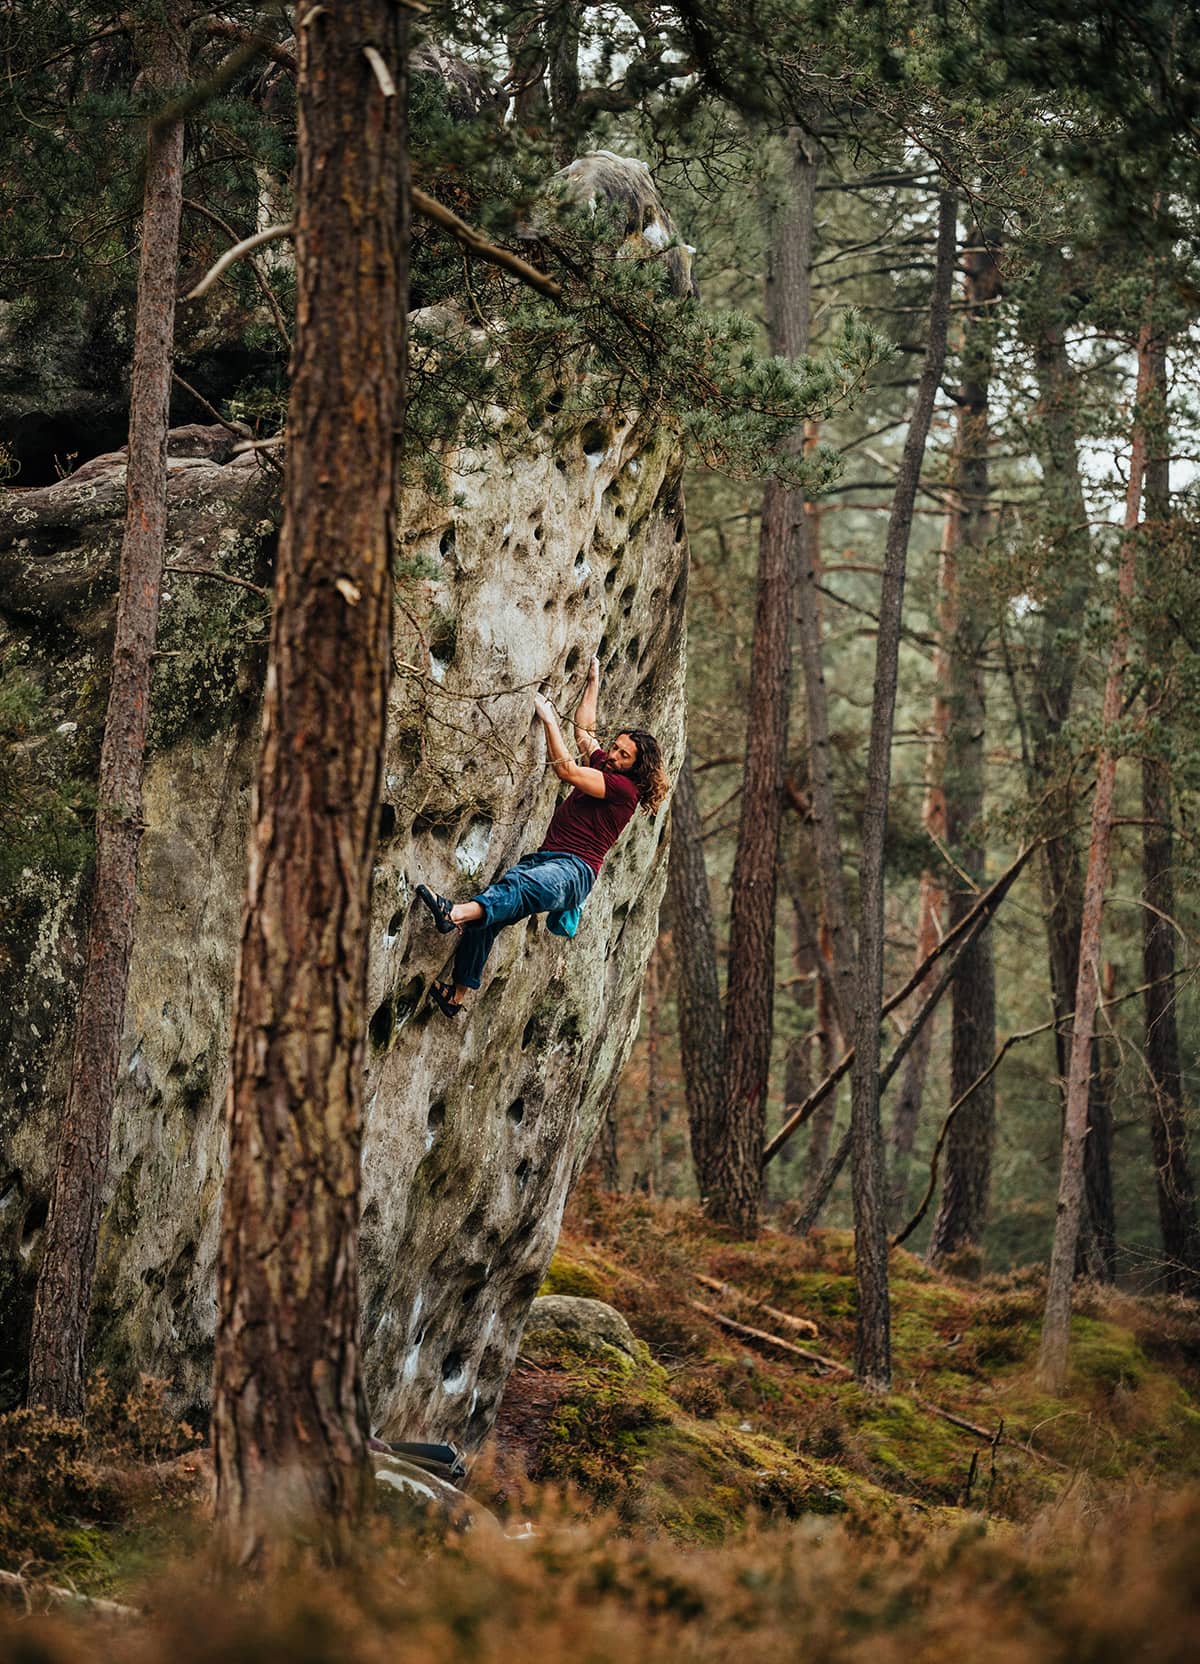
left=0, top=158, right=689, bottom=1447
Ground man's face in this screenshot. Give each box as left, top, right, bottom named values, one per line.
left=607, top=733, right=638, bottom=772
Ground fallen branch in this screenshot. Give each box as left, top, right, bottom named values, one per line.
left=689, top=1299, right=851, bottom=1374
left=694, top=1273, right=819, bottom=1337
left=0, top=1566, right=136, bottom=1618
left=915, top=1400, right=1068, bottom=1470
left=185, top=222, right=293, bottom=302
left=163, top=563, right=268, bottom=598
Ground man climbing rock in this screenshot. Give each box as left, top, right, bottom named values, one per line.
left=415, top=656, right=669, bottom=1015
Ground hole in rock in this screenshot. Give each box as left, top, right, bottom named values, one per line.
left=605, top=563, right=619, bottom=592
left=515, top=1271, right=542, bottom=1302
left=369, top=998, right=394, bottom=1052
left=543, top=597, right=555, bottom=611
left=395, top=976, right=423, bottom=1026
left=378, top=802, right=397, bottom=841
left=442, top=1351, right=467, bottom=1390
left=439, top=524, right=456, bottom=558
left=598, top=631, right=610, bottom=659
left=669, top=571, right=686, bottom=608
left=461, top=1280, right=487, bottom=1307
left=534, top=522, right=545, bottom=542
left=573, top=547, right=587, bottom=570
left=625, top=636, right=640, bottom=664
left=515, top=1159, right=532, bottom=1192
left=507, top=1097, right=525, bottom=1125
left=429, top=615, right=457, bottom=665
left=426, top=1100, right=446, bottom=1138
left=554, top=457, right=568, bottom=475
left=564, top=647, right=581, bottom=675
left=619, top=583, right=636, bottom=617
left=387, top=908, right=405, bottom=936
left=580, top=419, right=612, bottom=460
left=674, top=517, right=687, bottom=543
left=546, top=386, right=566, bottom=415
left=614, top=502, right=626, bottom=520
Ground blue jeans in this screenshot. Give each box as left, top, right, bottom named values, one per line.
left=452, top=851, right=594, bottom=989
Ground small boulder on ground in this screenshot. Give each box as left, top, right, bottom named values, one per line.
left=521, top=1295, right=641, bottom=1364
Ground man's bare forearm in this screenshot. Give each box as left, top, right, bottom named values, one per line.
left=535, top=694, right=573, bottom=776
left=574, top=655, right=600, bottom=755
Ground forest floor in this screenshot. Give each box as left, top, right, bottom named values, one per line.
left=3, top=1191, right=1200, bottom=1659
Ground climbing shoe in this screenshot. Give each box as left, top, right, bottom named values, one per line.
left=430, top=979, right=464, bottom=1018
left=416, top=884, right=458, bottom=934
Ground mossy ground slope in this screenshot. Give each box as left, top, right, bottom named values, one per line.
left=3, top=1190, right=1200, bottom=1621
left=491, top=1190, right=1200, bottom=1536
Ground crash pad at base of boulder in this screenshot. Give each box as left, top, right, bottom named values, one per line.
left=522, top=1295, right=640, bottom=1362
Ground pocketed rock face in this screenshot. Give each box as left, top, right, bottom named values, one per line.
left=362, top=406, right=687, bottom=1446
left=0, top=397, right=688, bottom=1443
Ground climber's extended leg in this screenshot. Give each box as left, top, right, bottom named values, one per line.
left=419, top=853, right=593, bottom=1014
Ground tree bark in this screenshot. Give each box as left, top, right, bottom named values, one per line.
left=26, top=10, right=188, bottom=1416
left=1140, top=337, right=1200, bottom=1295
left=887, top=509, right=952, bottom=1228
left=928, top=226, right=1001, bottom=1269
left=1021, top=257, right=1117, bottom=1280
left=849, top=190, right=957, bottom=1390
left=665, top=748, right=725, bottom=1197
left=645, top=946, right=662, bottom=1194
left=708, top=126, right=816, bottom=1233
left=806, top=912, right=841, bottom=1184
left=211, top=0, right=407, bottom=1563
left=1038, top=323, right=1155, bottom=1393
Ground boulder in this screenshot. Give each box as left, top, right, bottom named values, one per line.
left=1, top=281, right=688, bottom=1450
left=521, top=1295, right=640, bottom=1362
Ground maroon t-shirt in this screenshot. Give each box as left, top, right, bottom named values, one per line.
left=539, top=749, right=641, bottom=875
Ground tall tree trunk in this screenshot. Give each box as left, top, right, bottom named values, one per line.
left=645, top=947, right=662, bottom=1194
left=849, top=191, right=958, bottom=1389
left=26, top=11, right=188, bottom=1416
left=1021, top=258, right=1117, bottom=1280
left=212, top=1, right=407, bottom=1563
left=928, top=226, right=1001, bottom=1269
left=1038, top=323, right=1155, bottom=1393
left=805, top=913, right=841, bottom=1185
left=547, top=0, right=581, bottom=166
left=887, top=511, right=952, bottom=1227
left=708, top=126, right=816, bottom=1232
left=665, top=748, right=725, bottom=1197
left=1140, top=337, right=1200, bottom=1294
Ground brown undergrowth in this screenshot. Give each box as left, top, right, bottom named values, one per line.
left=2, top=1193, right=1199, bottom=1639
left=2, top=1487, right=1200, bottom=1661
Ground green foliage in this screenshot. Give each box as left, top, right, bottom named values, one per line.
left=0, top=657, right=93, bottom=899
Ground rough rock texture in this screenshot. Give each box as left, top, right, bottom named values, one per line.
left=521, top=1295, right=640, bottom=1362
left=1, top=327, right=688, bottom=1444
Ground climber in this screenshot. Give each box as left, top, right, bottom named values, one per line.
left=414, top=655, right=669, bottom=1016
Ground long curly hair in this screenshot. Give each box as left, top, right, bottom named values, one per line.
left=619, top=729, right=670, bottom=816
